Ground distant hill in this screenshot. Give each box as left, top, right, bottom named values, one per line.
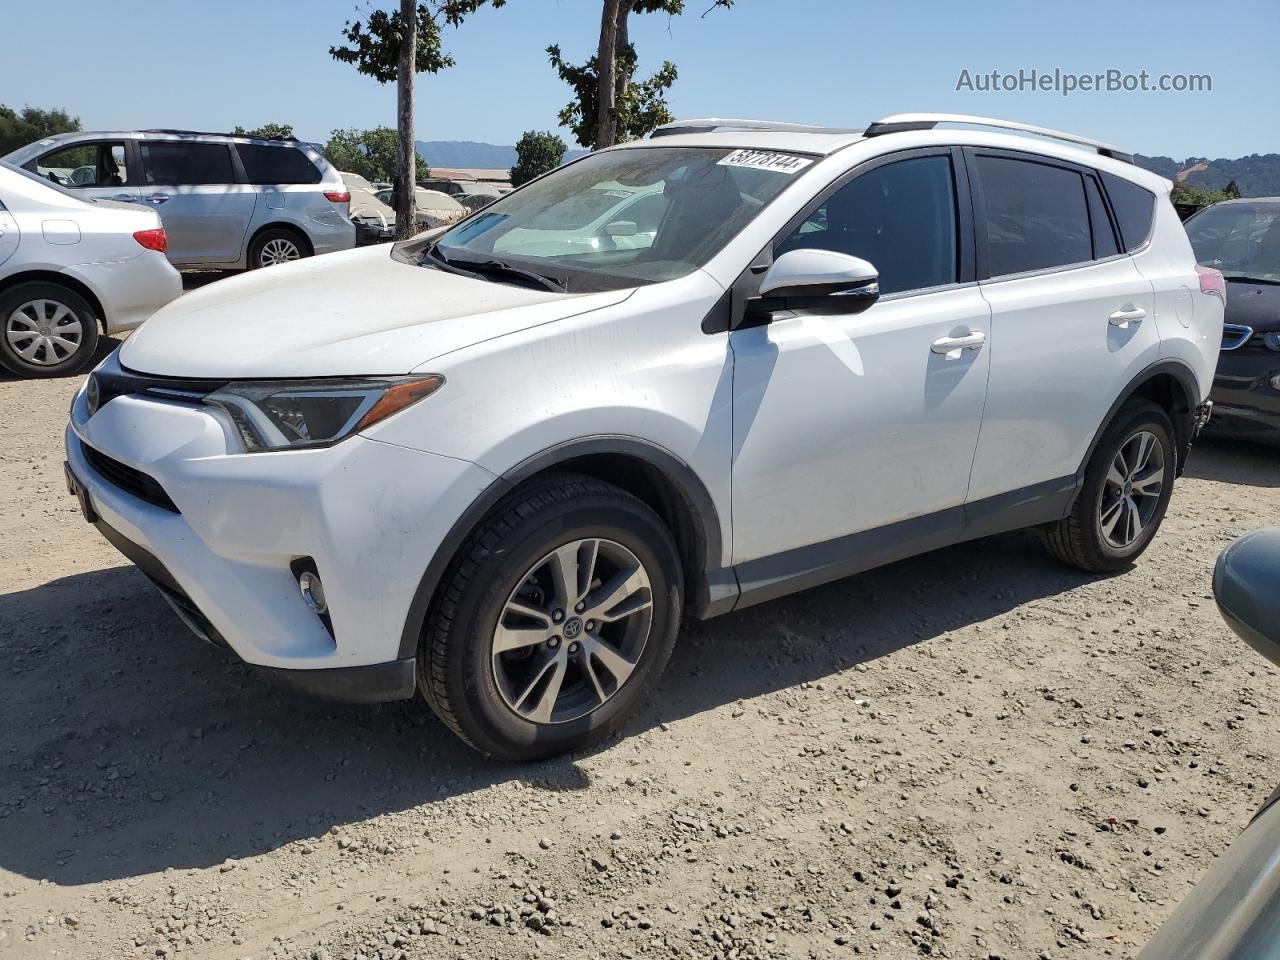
left=417, top=139, right=588, bottom=170
left=1135, top=153, right=1280, bottom=198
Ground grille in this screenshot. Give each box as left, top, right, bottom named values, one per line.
left=81, top=442, right=179, bottom=513
left=1221, top=324, right=1255, bottom=351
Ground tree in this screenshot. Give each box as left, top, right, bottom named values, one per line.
left=1171, top=180, right=1236, bottom=212
left=232, top=122, right=295, bottom=140
left=323, top=127, right=430, bottom=183
left=330, top=1, right=505, bottom=238
left=510, top=130, right=568, bottom=186
left=0, top=104, right=80, bottom=155
left=1222, top=179, right=1242, bottom=200
left=548, top=0, right=733, bottom=150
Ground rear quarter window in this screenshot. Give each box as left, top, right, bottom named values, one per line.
left=235, top=144, right=322, bottom=185
left=1100, top=172, right=1157, bottom=252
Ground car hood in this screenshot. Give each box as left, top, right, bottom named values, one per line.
left=1225, top=279, right=1280, bottom=334
left=120, top=246, right=632, bottom=378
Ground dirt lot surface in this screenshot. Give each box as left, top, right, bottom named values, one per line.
left=2, top=346, right=1278, bottom=960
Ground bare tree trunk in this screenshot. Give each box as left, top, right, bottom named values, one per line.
left=613, top=2, right=630, bottom=110
left=395, top=0, right=417, bottom=239
left=593, top=0, right=622, bottom=151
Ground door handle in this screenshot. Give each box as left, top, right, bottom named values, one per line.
left=143, top=194, right=170, bottom=204
left=1109, top=307, right=1146, bottom=326
left=930, top=331, right=987, bottom=356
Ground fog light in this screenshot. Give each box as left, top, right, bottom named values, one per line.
left=298, top=571, right=327, bottom=615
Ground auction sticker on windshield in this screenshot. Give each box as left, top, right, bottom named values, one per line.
left=717, top=149, right=814, bottom=174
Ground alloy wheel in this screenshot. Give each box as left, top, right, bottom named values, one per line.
left=5, top=299, right=83, bottom=366
left=259, top=238, right=301, bottom=267
left=491, top=538, right=653, bottom=724
left=1098, top=429, right=1165, bottom=549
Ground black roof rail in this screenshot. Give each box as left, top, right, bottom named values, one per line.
left=140, top=129, right=300, bottom=142
left=864, top=113, right=1134, bottom=165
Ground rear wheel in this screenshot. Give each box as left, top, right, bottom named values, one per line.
left=248, top=228, right=308, bottom=269
left=419, top=475, right=683, bottom=760
left=0, top=282, right=100, bottom=378
left=1042, top=400, right=1176, bottom=572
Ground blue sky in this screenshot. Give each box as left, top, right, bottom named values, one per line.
left=5, top=0, right=1277, bottom=158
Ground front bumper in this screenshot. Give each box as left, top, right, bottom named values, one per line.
left=1207, top=348, right=1280, bottom=442
left=65, top=374, right=494, bottom=698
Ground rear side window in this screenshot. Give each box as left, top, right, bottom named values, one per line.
left=975, top=155, right=1092, bottom=276
left=1101, top=172, right=1157, bottom=252
left=236, top=144, right=322, bottom=185
left=141, top=142, right=234, bottom=186
left=1084, top=175, right=1120, bottom=259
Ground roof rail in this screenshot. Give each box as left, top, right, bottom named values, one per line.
left=863, top=113, right=1134, bottom=164
left=650, top=118, right=860, bottom=138
left=140, top=128, right=299, bottom=142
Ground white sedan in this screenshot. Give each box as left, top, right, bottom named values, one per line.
left=0, top=161, right=181, bottom=377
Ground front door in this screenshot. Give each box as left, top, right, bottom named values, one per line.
left=137, top=140, right=256, bottom=265
left=28, top=139, right=139, bottom=205
left=729, top=151, right=991, bottom=566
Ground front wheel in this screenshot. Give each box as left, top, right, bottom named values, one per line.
left=1042, top=399, right=1177, bottom=573
left=419, top=475, right=683, bottom=760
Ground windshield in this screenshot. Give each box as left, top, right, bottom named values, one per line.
left=1186, top=202, right=1280, bottom=284
left=414, top=146, right=811, bottom=292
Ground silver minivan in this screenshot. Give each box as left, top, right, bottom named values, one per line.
left=3, top=130, right=355, bottom=270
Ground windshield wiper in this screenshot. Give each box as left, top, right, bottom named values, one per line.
left=1223, top=274, right=1280, bottom=286
left=427, top=245, right=566, bottom=292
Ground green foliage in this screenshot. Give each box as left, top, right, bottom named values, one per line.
left=0, top=104, right=80, bottom=155
left=324, top=127, right=430, bottom=182
left=547, top=0, right=735, bottom=149
left=547, top=44, right=678, bottom=148
left=510, top=130, right=568, bottom=186
left=329, top=1, right=506, bottom=84
left=232, top=122, right=295, bottom=140
left=1171, top=180, right=1237, bottom=211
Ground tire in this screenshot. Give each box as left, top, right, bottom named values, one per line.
left=0, top=281, right=100, bottom=378
left=1042, top=399, right=1177, bottom=573
left=247, top=228, right=309, bottom=270
left=419, top=474, right=683, bottom=761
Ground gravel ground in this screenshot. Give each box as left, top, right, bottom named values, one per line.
left=1, top=345, right=1278, bottom=960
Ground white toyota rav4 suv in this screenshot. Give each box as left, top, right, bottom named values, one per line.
left=65, top=114, right=1223, bottom=760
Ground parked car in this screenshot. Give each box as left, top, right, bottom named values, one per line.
left=347, top=187, right=396, bottom=246
left=420, top=176, right=503, bottom=213
left=1184, top=198, right=1280, bottom=443
left=0, top=161, right=181, bottom=377
left=3, top=131, right=355, bottom=270
left=1137, top=526, right=1280, bottom=960
left=64, top=113, right=1221, bottom=759
left=372, top=186, right=467, bottom=229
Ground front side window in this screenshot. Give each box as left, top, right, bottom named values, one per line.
left=1185, top=203, right=1280, bottom=285
left=30, top=141, right=127, bottom=188
left=425, top=146, right=806, bottom=291
left=775, top=155, right=958, bottom=295
left=141, top=141, right=234, bottom=186
left=976, top=155, right=1092, bottom=277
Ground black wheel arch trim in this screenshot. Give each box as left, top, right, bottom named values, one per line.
left=1072, top=358, right=1202, bottom=500
left=396, top=435, right=730, bottom=660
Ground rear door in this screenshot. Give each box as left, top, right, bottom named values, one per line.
left=27, top=139, right=139, bottom=205
left=965, top=149, right=1160, bottom=502
left=137, top=140, right=255, bottom=265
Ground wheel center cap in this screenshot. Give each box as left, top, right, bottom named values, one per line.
left=562, top=616, right=583, bottom=640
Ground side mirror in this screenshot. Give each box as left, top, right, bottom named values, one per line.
left=604, top=220, right=638, bottom=238
left=1213, top=527, right=1280, bottom=667
left=757, top=248, right=880, bottom=314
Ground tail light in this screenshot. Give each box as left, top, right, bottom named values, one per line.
left=1197, top=265, right=1226, bottom=303
left=323, top=190, right=351, bottom=204
left=133, top=228, right=168, bottom=253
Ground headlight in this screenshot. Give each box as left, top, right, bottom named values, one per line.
left=204, top=375, right=443, bottom=452
left=1265, top=332, right=1280, bottom=353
